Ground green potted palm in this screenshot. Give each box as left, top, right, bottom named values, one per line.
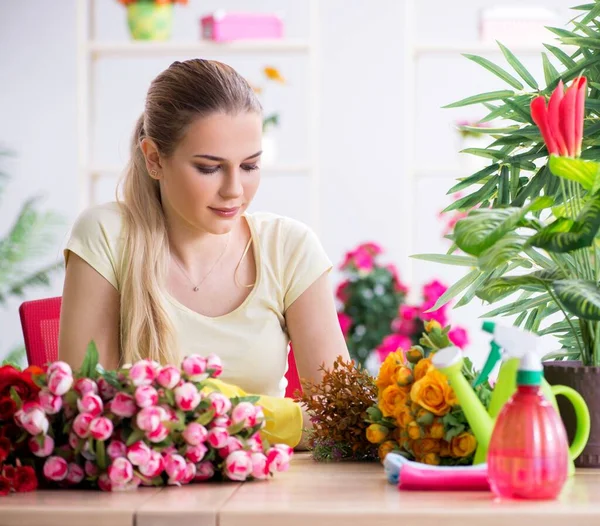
left=412, top=2, right=600, bottom=466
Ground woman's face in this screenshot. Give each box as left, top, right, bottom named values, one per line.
left=154, top=111, right=262, bottom=235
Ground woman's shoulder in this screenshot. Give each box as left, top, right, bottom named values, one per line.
left=71, top=201, right=125, bottom=236
left=246, top=211, right=314, bottom=242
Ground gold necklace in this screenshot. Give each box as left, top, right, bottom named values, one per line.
left=172, top=233, right=231, bottom=292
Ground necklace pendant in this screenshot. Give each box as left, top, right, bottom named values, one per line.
left=193, top=286, right=199, bottom=292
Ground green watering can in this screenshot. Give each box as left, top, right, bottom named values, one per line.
left=431, top=322, right=590, bottom=477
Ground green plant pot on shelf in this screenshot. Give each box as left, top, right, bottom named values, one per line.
left=127, top=3, right=173, bottom=41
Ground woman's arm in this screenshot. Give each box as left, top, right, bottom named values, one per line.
left=58, top=253, right=121, bottom=370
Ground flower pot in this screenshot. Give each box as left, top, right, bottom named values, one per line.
left=127, top=3, right=173, bottom=41
left=543, top=360, right=600, bottom=467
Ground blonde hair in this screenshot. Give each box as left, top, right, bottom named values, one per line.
left=117, top=59, right=261, bottom=365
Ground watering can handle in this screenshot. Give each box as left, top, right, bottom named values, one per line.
left=551, top=385, right=591, bottom=461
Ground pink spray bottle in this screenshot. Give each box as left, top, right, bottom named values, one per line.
left=487, top=349, right=569, bottom=500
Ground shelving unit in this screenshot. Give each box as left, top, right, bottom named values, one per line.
left=76, top=0, right=321, bottom=232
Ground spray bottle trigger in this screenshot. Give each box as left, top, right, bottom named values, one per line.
left=473, top=340, right=502, bottom=387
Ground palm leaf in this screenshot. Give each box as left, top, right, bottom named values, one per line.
left=496, top=41, right=538, bottom=89
left=463, top=54, right=524, bottom=89
left=443, top=90, right=515, bottom=109
left=553, top=280, right=600, bottom=321
left=477, top=269, right=566, bottom=303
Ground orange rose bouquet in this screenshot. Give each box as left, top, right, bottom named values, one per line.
left=366, top=322, right=491, bottom=466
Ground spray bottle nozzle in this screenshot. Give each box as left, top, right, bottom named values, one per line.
left=473, top=340, right=502, bottom=387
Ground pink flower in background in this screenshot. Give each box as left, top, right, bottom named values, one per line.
left=66, top=463, right=84, bottom=484
left=194, top=461, right=215, bottom=482
left=335, top=279, right=351, bottom=303
left=385, top=264, right=408, bottom=294
left=29, top=435, right=54, bottom=458
left=376, top=333, right=411, bottom=362
left=422, top=280, right=448, bottom=302
left=340, top=246, right=374, bottom=272
left=107, top=440, right=127, bottom=459
left=419, top=298, right=448, bottom=326
left=359, top=242, right=383, bottom=255
left=337, top=312, right=353, bottom=336
left=43, top=456, right=68, bottom=482
left=74, top=378, right=98, bottom=397
left=448, top=326, right=469, bottom=349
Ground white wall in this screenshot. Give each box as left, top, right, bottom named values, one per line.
left=0, top=0, right=574, bottom=367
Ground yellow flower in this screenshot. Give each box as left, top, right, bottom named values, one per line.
left=445, top=386, right=459, bottom=407
left=406, top=421, right=422, bottom=440
left=422, top=453, right=440, bottom=465
left=392, top=427, right=403, bottom=442
left=406, top=346, right=424, bottom=364
left=378, top=384, right=410, bottom=418
left=366, top=424, right=389, bottom=444
left=440, top=440, right=452, bottom=457
left=427, top=419, right=445, bottom=440
left=413, top=358, right=433, bottom=381
left=394, top=365, right=413, bottom=386
left=264, top=66, right=286, bottom=83
left=378, top=440, right=398, bottom=462
left=410, top=369, right=453, bottom=416
left=376, top=350, right=405, bottom=391
left=394, top=405, right=413, bottom=429
left=412, top=438, right=441, bottom=458
left=451, top=432, right=477, bottom=458
left=425, top=320, right=442, bottom=332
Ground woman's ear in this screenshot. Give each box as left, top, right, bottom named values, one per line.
left=140, top=138, right=163, bottom=179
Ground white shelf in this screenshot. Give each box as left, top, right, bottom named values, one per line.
left=89, top=164, right=312, bottom=179
left=88, top=39, right=311, bottom=58
left=414, top=41, right=547, bottom=55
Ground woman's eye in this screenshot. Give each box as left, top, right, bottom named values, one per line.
left=241, top=164, right=259, bottom=172
left=195, top=165, right=220, bottom=174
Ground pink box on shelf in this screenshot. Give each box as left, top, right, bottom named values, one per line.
left=200, top=11, right=284, bottom=42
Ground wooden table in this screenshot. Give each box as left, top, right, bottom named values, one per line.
left=1, top=454, right=600, bottom=526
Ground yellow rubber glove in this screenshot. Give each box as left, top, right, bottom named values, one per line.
left=202, top=379, right=303, bottom=448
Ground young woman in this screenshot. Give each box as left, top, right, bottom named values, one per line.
left=58, top=58, right=349, bottom=447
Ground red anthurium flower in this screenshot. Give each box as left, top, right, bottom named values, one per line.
left=531, top=76, right=587, bottom=158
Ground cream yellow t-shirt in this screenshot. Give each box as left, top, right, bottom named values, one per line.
left=64, top=202, right=332, bottom=398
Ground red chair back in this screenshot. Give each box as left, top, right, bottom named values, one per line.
left=19, top=296, right=302, bottom=397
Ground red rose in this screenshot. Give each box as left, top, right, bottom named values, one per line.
left=0, top=437, right=11, bottom=463
left=0, top=365, right=43, bottom=420
left=0, top=397, right=17, bottom=420
left=2, top=465, right=16, bottom=481
left=0, top=476, right=11, bottom=496
left=12, top=466, right=37, bottom=493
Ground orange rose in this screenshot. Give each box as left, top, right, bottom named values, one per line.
left=394, top=366, right=413, bottom=387
left=445, top=386, right=459, bottom=407
left=422, top=453, right=440, bottom=465
left=366, top=424, right=389, bottom=444
left=427, top=419, right=445, bottom=440
left=412, top=438, right=441, bottom=458
left=451, top=432, right=477, bottom=458
left=413, top=358, right=433, bottom=381
left=378, top=384, right=410, bottom=418
left=392, top=427, right=403, bottom=442
left=394, top=405, right=413, bottom=428
left=410, top=369, right=453, bottom=416
left=406, top=346, right=424, bottom=364
left=440, top=440, right=452, bottom=457
left=406, top=421, right=422, bottom=440
left=378, top=440, right=399, bottom=462
left=376, top=350, right=405, bottom=391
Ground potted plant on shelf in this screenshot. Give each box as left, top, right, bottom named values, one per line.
left=411, top=2, right=600, bottom=467
left=117, top=0, right=188, bottom=42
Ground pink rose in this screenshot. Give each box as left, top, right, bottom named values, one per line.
left=111, top=476, right=141, bottom=492
left=97, top=377, right=118, bottom=401
left=181, top=355, right=207, bottom=381
left=194, top=461, right=214, bottom=482
left=38, top=388, right=63, bottom=415
left=219, top=436, right=244, bottom=458
left=185, top=443, right=208, bottom=463
left=180, top=463, right=196, bottom=485
left=127, top=441, right=151, bottom=466
left=174, top=382, right=201, bottom=412
left=448, top=326, right=469, bottom=349
left=136, top=406, right=167, bottom=433
left=247, top=433, right=263, bottom=453
left=207, top=427, right=229, bottom=449
left=337, top=312, right=353, bottom=336
left=47, top=371, right=73, bottom=396
left=224, top=450, right=253, bottom=481
left=77, top=393, right=103, bottom=417
left=254, top=406, right=265, bottom=427
left=43, top=456, right=69, bottom=481
left=89, top=416, right=114, bottom=441
left=16, top=403, right=49, bottom=436
left=138, top=450, right=164, bottom=478
left=47, top=361, right=72, bottom=377
left=85, top=460, right=99, bottom=477
left=250, top=452, right=268, bottom=480
left=273, top=443, right=294, bottom=457
left=108, top=457, right=133, bottom=485
left=73, top=412, right=95, bottom=438
left=212, top=415, right=231, bottom=428
left=422, top=279, right=448, bottom=302
left=134, top=385, right=158, bottom=408
left=335, top=279, right=351, bottom=303
left=164, top=453, right=186, bottom=485
left=360, top=241, right=383, bottom=255
left=160, top=404, right=178, bottom=422
left=73, top=378, right=98, bottom=397
left=68, top=431, right=80, bottom=449
left=231, top=402, right=256, bottom=428
left=66, top=462, right=84, bottom=484
left=399, top=305, right=419, bottom=321
left=266, top=447, right=291, bottom=473
left=107, top=440, right=127, bottom=459
left=156, top=365, right=181, bottom=389
left=98, top=473, right=112, bottom=492
left=182, top=422, right=208, bottom=446
left=109, top=392, right=137, bottom=418
left=147, top=423, right=169, bottom=443
left=206, top=354, right=223, bottom=377
left=208, top=392, right=231, bottom=417
left=29, top=434, right=54, bottom=457
left=128, top=360, right=156, bottom=387
left=376, top=333, right=411, bottom=362
left=419, top=298, right=448, bottom=325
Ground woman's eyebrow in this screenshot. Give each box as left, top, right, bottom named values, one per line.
left=193, top=151, right=263, bottom=162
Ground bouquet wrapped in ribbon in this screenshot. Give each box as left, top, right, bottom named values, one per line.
left=0, top=344, right=292, bottom=495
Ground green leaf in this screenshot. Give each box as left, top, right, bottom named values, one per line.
left=126, top=428, right=145, bottom=447
left=543, top=44, right=577, bottom=69
left=454, top=268, right=497, bottom=308
left=477, top=269, right=565, bottom=303
left=195, top=409, right=216, bottom=426
left=582, top=3, right=600, bottom=24
left=553, top=280, right=600, bottom=321
left=423, top=269, right=481, bottom=312
left=482, top=293, right=550, bottom=317
left=477, top=235, right=527, bottom=270
left=443, top=177, right=498, bottom=212
left=463, top=54, right=524, bottom=89
left=497, top=41, right=538, bottom=89
left=96, top=440, right=108, bottom=470
left=511, top=165, right=550, bottom=207
left=549, top=155, right=600, bottom=191
left=443, top=90, right=515, bottom=109
left=410, top=254, right=478, bottom=267
left=561, top=36, right=600, bottom=50
left=447, top=164, right=499, bottom=194
left=460, top=148, right=508, bottom=161
left=10, top=386, right=23, bottom=409
left=528, top=192, right=600, bottom=252
left=542, top=52, right=560, bottom=86
left=80, top=340, right=100, bottom=379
